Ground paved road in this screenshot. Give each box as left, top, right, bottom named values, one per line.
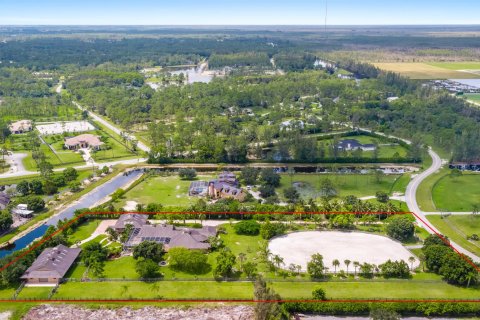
left=73, top=101, right=151, bottom=153
left=404, top=148, right=480, bottom=262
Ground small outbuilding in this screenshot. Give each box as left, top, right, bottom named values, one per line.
left=12, top=204, right=34, bottom=218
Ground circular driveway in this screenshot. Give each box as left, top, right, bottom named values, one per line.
left=268, top=231, right=418, bottom=272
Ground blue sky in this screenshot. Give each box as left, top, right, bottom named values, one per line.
left=0, top=0, right=479, bottom=25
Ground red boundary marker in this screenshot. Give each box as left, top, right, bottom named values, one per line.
left=2, top=211, right=479, bottom=304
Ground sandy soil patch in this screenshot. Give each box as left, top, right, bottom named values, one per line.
left=23, top=305, right=253, bottom=320
left=268, top=231, right=419, bottom=272
left=36, top=121, right=95, bottom=135
left=123, top=200, right=138, bottom=211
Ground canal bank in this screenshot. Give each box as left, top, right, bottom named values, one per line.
left=0, top=169, right=143, bottom=258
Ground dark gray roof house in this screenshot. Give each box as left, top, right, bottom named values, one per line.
left=114, top=213, right=149, bottom=232
left=0, top=193, right=10, bottom=210
left=21, top=244, right=81, bottom=285
left=125, top=224, right=217, bottom=251
left=337, top=139, right=376, bottom=151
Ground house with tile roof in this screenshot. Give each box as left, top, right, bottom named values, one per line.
left=9, top=120, right=32, bottom=134
left=64, top=134, right=103, bottom=150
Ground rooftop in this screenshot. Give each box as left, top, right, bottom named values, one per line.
left=21, top=244, right=81, bottom=279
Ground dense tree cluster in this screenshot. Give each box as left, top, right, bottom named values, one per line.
left=422, top=235, right=477, bottom=286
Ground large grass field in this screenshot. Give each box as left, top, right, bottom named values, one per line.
left=432, top=173, right=480, bottom=212
left=426, top=215, right=480, bottom=257
left=416, top=167, right=448, bottom=212
left=278, top=173, right=402, bottom=200
left=319, top=135, right=408, bottom=159
left=466, top=93, right=480, bottom=104
left=427, top=62, right=480, bottom=71
left=374, top=62, right=480, bottom=79
left=48, top=278, right=480, bottom=300
left=117, top=174, right=216, bottom=208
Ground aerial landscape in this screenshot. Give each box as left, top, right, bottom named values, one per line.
left=0, top=0, right=479, bottom=319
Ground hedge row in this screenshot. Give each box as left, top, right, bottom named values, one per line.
left=283, top=301, right=480, bottom=317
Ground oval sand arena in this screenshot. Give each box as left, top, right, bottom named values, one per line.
left=268, top=231, right=419, bottom=272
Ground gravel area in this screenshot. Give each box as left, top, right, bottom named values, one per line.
left=24, top=305, right=254, bottom=320
left=268, top=231, right=419, bottom=272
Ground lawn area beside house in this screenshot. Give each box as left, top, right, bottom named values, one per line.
left=16, top=287, right=52, bottom=299
left=117, top=174, right=216, bottom=208
left=54, top=281, right=255, bottom=299
left=426, top=215, right=480, bottom=257
left=67, top=219, right=102, bottom=245
left=431, top=173, right=480, bottom=212
left=319, top=134, right=408, bottom=159
left=278, top=173, right=401, bottom=200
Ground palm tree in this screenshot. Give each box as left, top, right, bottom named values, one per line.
left=238, top=253, right=247, bottom=271
left=272, top=254, right=284, bottom=273
left=121, top=284, right=130, bottom=297
left=296, top=264, right=302, bottom=275
left=408, top=256, right=416, bottom=271
left=353, top=261, right=360, bottom=276
left=466, top=272, right=477, bottom=288
left=332, top=259, right=340, bottom=274
left=344, top=259, right=351, bottom=275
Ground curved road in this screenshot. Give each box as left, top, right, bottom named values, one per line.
left=405, top=148, right=480, bottom=262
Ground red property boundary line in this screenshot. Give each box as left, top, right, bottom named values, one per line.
left=1, top=211, right=479, bottom=304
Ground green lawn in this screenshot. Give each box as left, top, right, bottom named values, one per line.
left=0, top=286, right=16, bottom=299
left=426, top=215, right=480, bottom=257
left=67, top=220, right=102, bottom=245
left=118, top=174, right=215, bottom=208
left=427, top=62, right=480, bottom=70
left=390, top=174, right=411, bottom=194
left=54, top=281, right=254, bottom=299
left=432, top=174, right=480, bottom=212
left=416, top=168, right=448, bottom=212
left=16, top=287, right=52, bottom=299
left=318, top=135, right=408, bottom=159
left=271, top=280, right=480, bottom=299
left=466, top=93, right=480, bottom=103
left=51, top=278, right=480, bottom=300
left=278, top=173, right=401, bottom=200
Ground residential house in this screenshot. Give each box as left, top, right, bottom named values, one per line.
left=208, top=181, right=246, bottom=202
left=12, top=204, right=34, bottom=218
left=0, top=192, right=10, bottom=210
left=113, top=213, right=149, bottom=233
left=9, top=120, right=32, bottom=134
left=189, top=171, right=246, bottom=201
left=125, top=223, right=217, bottom=251
left=21, top=245, right=81, bottom=285
left=64, top=134, right=103, bottom=150
left=337, top=139, right=376, bottom=152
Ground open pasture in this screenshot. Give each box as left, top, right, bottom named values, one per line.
left=374, top=62, right=480, bottom=79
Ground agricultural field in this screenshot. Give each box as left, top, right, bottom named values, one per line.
left=427, top=215, right=480, bottom=257
left=374, top=62, right=480, bottom=79
left=431, top=173, right=480, bottom=212
left=116, top=174, right=216, bottom=208
left=278, top=173, right=403, bottom=200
